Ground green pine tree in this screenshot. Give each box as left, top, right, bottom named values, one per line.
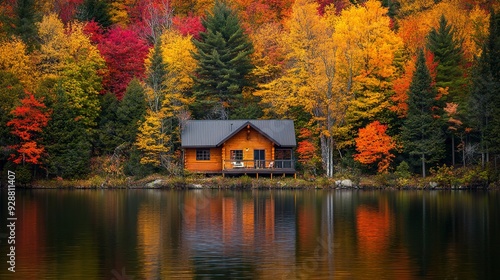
left=145, top=39, right=167, bottom=113
left=191, top=0, right=254, bottom=119
left=402, top=49, right=445, bottom=177
left=12, top=0, right=39, bottom=51
left=116, top=79, right=147, bottom=144
left=95, top=92, right=119, bottom=155
left=485, top=10, right=500, bottom=155
left=76, top=0, right=112, bottom=28
left=43, top=86, right=92, bottom=179
left=469, top=10, right=500, bottom=162
left=427, top=15, right=466, bottom=105
left=117, top=79, right=150, bottom=177
left=0, top=71, right=24, bottom=163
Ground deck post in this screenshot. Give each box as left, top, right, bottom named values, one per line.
left=256, top=173, right=259, bottom=179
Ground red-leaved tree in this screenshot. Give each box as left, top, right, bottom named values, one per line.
left=354, top=121, right=396, bottom=173
left=172, top=15, right=205, bottom=39
left=98, top=27, right=149, bottom=99
left=7, top=92, right=51, bottom=165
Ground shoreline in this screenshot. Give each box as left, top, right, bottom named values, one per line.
left=7, top=175, right=497, bottom=190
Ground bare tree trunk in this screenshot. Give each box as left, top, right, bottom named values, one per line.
left=320, top=135, right=335, bottom=177
left=145, top=0, right=173, bottom=45
left=462, top=138, right=466, bottom=167
left=422, top=154, right=426, bottom=178
left=451, top=135, right=455, bottom=166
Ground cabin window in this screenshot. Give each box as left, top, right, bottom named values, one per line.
left=230, top=150, right=243, bottom=160
left=275, top=148, right=293, bottom=168
left=196, top=149, right=211, bottom=160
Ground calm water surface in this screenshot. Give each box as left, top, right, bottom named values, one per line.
left=0, top=189, right=499, bottom=279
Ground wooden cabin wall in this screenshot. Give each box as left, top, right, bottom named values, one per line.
left=222, top=127, right=273, bottom=169
left=184, top=147, right=222, bottom=172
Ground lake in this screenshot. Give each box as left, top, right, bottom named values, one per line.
left=1, top=189, right=499, bottom=279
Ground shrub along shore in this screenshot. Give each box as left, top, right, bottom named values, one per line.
left=24, top=171, right=499, bottom=190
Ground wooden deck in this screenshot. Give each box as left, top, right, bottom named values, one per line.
left=191, top=168, right=296, bottom=178
left=222, top=168, right=296, bottom=178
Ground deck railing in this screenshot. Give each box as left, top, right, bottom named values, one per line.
left=222, top=159, right=294, bottom=170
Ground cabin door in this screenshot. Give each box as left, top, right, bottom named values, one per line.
left=254, top=150, right=265, bottom=168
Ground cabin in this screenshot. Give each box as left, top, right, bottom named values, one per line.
left=181, top=120, right=296, bottom=177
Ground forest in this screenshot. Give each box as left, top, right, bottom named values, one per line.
left=1, top=0, right=500, bottom=186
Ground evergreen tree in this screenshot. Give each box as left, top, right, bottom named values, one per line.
left=427, top=15, right=466, bottom=105
left=95, top=92, right=119, bottom=154
left=145, top=39, right=167, bottom=113
left=76, top=0, right=112, bottom=28
left=116, top=79, right=147, bottom=144
left=469, top=10, right=500, bottom=162
left=402, top=49, right=444, bottom=177
left=191, top=0, right=254, bottom=119
left=43, top=86, right=91, bottom=178
left=0, top=72, right=24, bottom=160
left=117, top=79, right=149, bottom=177
left=12, top=0, right=39, bottom=51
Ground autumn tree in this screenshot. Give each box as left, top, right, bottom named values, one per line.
left=191, top=0, right=254, bottom=119
left=98, top=26, right=149, bottom=100
left=137, top=30, right=194, bottom=173
left=401, top=49, right=444, bottom=177
left=296, top=127, right=322, bottom=176
left=336, top=0, right=403, bottom=140
left=0, top=38, right=38, bottom=92
left=53, top=0, right=83, bottom=24
left=142, top=0, right=173, bottom=45
left=232, top=0, right=294, bottom=30
left=36, top=15, right=106, bottom=128
left=108, top=0, right=134, bottom=26
left=354, top=121, right=396, bottom=173
left=136, top=39, right=169, bottom=168
left=171, top=0, right=213, bottom=16
left=135, top=110, right=172, bottom=169
left=7, top=91, right=51, bottom=165
left=172, top=14, right=205, bottom=39
left=256, top=0, right=343, bottom=177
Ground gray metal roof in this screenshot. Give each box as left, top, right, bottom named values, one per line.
left=181, top=120, right=296, bottom=148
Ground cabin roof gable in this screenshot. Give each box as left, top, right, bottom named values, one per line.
left=181, top=120, right=296, bottom=148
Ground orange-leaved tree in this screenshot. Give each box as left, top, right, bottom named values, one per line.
left=354, top=121, right=396, bottom=173
left=390, top=50, right=438, bottom=118
left=296, top=127, right=322, bottom=176
left=7, top=91, right=51, bottom=165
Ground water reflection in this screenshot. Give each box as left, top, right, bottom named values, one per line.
left=0, top=189, right=499, bottom=279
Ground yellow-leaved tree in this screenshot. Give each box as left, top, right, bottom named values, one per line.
left=136, top=29, right=195, bottom=173
left=332, top=0, right=403, bottom=145
left=255, top=0, right=346, bottom=177
left=35, top=13, right=105, bottom=128
left=135, top=109, right=172, bottom=167
left=0, top=38, right=38, bottom=92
